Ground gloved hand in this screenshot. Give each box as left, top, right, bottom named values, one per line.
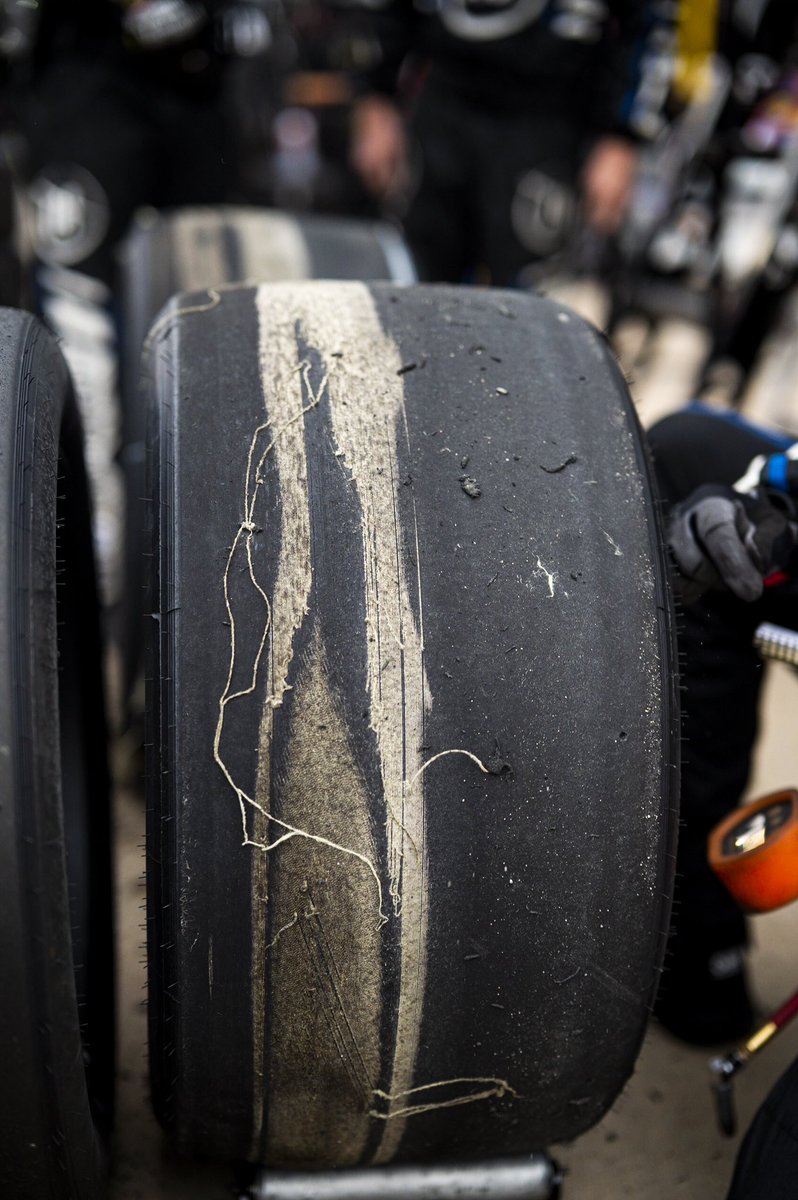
left=667, top=483, right=798, bottom=605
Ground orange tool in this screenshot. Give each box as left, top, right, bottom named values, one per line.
left=707, top=778, right=798, bottom=1135
left=708, top=788, right=798, bottom=913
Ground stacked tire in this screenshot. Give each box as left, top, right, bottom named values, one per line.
left=0, top=310, right=113, bottom=1198
left=118, top=207, right=417, bottom=703
left=143, top=282, right=679, bottom=1168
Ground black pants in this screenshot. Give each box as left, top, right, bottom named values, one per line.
left=20, top=54, right=231, bottom=284
left=648, top=407, right=798, bottom=959
left=403, top=74, right=583, bottom=286
left=15, top=53, right=234, bottom=610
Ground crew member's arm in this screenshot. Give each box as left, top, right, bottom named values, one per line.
left=347, top=0, right=417, bottom=200
left=581, top=0, right=676, bottom=234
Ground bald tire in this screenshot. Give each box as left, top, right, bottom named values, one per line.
left=0, top=310, right=113, bottom=1197
left=119, top=206, right=416, bottom=708
left=145, top=281, right=679, bottom=1167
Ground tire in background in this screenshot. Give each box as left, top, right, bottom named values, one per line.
left=0, top=309, right=114, bottom=1196
left=145, top=282, right=679, bottom=1167
left=118, top=205, right=417, bottom=714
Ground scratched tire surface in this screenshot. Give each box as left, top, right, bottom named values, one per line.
left=120, top=206, right=416, bottom=705
left=0, top=310, right=113, bottom=1196
left=145, top=282, right=679, bottom=1167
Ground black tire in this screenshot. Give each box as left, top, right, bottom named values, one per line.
left=0, top=309, right=114, bottom=1197
left=145, top=282, right=679, bottom=1166
left=119, top=206, right=417, bottom=714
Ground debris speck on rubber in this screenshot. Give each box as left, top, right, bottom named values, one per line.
left=540, top=453, right=577, bottom=474
left=397, top=361, right=417, bottom=376
left=486, top=741, right=511, bottom=775
left=460, top=475, right=481, bottom=498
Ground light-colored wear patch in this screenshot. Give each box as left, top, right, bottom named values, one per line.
left=170, top=207, right=312, bottom=293
left=287, top=282, right=431, bottom=1163
left=171, top=209, right=229, bottom=294
left=264, top=627, right=383, bottom=1166
left=213, top=281, right=514, bottom=1166
left=230, top=209, right=312, bottom=282
left=246, top=280, right=431, bottom=1162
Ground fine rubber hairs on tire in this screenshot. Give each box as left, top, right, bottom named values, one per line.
left=118, top=206, right=416, bottom=708
left=145, top=281, right=679, bottom=1168
left=0, top=309, right=114, bottom=1197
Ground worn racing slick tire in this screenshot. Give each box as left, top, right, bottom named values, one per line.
left=145, top=282, right=679, bottom=1167
left=0, top=309, right=114, bottom=1197
left=119, top=206, right=416, bottom=714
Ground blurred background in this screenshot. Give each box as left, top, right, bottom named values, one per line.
left=2, top=1, right=798, bottom=1197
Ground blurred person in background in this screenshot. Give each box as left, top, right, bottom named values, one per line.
left=648, top=405, right=798, bottom=1194
left=266, top=0, right=380, bottom=213
left=635, top=0, right=798, bottom=1054
left=706, top=0, right=798, bottom=403
left=344, top=0, right=674, bottom=286
left=10, top=0, right=281, bottom=286
left=0, top=0, right=282, bottom=609
left=648, top=406, right=798, bottom=1045
left=625, top=0, right=798, bottom=404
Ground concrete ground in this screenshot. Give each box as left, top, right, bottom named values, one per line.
left=107, top=287, right=798, bottom=1200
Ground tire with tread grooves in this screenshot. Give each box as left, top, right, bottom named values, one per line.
left=145, top=281, right=679, bottom=1167
left=120, top=206, right=416, bottom=707
left=0, top=308, right=114, bottom=1197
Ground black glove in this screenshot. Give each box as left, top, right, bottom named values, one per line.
left=667, top=483, right=798, bottom=605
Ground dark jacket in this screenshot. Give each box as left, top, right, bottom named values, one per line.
left=357, top=0, right=668, bottom=138
left=24, top=0, right=231, bottom=94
